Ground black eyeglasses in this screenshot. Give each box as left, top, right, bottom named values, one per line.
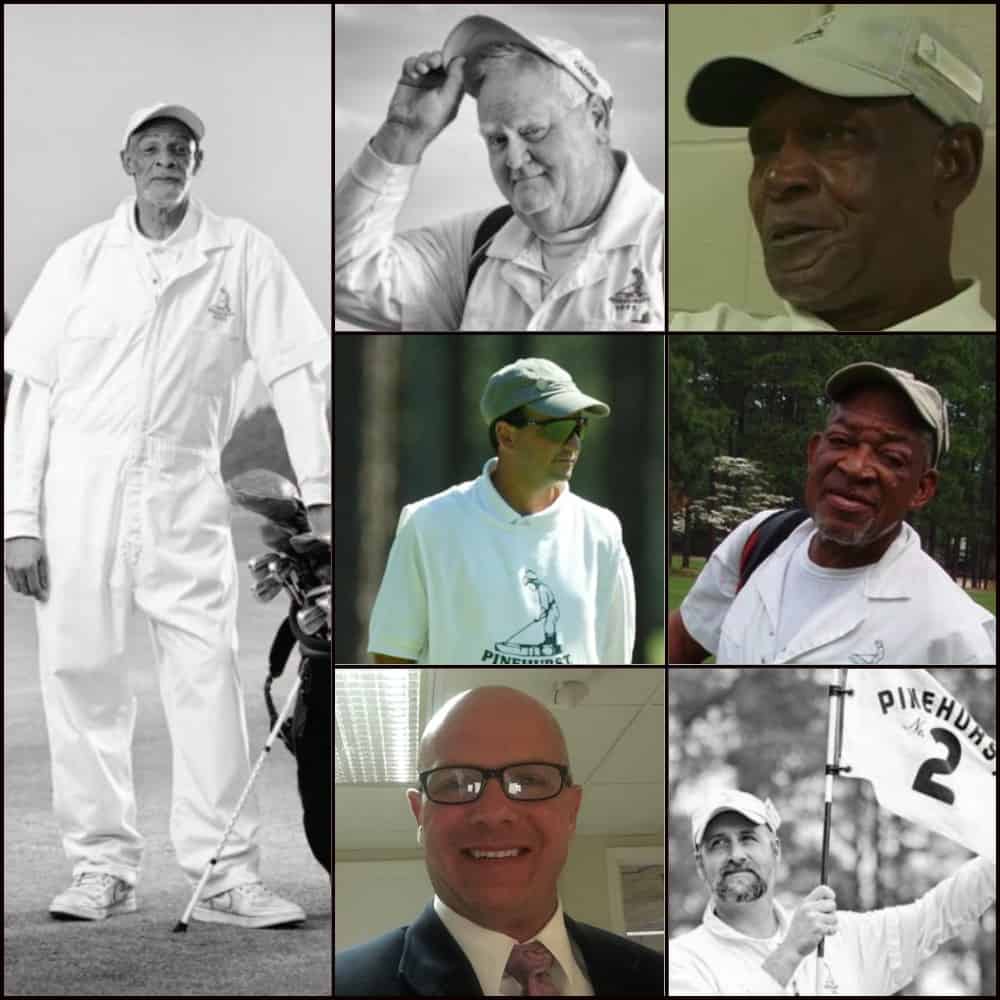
left=504, top=414, right=589, bottom=444
left=418, top=762, right=572, bottom=804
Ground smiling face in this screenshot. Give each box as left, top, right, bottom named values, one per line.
left=406, top=687, right=582, bottom=941
left=804, top=386, right=938, bottom=563
left=120, top=117, right=202, bottom=209
left=477, top=62, right=613, bottom=236
left=697, top=812, right=779, bottom=905
left=747, top=81, right=983, bottom=329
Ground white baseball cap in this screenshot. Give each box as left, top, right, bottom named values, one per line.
left=121, top=103, right=205, bottom=152
left=691, top=790, right=782, bottom=848
left=441, top=15, right=614, bottom=114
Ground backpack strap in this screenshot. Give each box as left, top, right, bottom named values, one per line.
left=737, top=508, right=811, bottom=592
left=466, top=205, right=514, bottom=295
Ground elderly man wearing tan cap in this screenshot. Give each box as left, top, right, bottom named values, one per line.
left=368, top=358, right=636, bottom=664
left=670, top=7, right=996, bottom=331
left=335, top=14, right=664, bottom=331
left=4, top=102, right=330, bottom=926
left=670, top=789, right=996, bottom=994
left=670, top=363, right=996, bottom=664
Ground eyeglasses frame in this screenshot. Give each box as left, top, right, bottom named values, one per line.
left=417, top=761, right=573, bottom=804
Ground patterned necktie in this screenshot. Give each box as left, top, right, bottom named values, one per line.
left=505, top=941, right=560, bottom=996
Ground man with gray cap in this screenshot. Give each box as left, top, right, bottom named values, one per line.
left=670, top=7, right=995, bottom=331
left=670, top=363, right=996, bottom=664
left=670, top=789, right=996, bottom=994
left=368, top=358, right=635, bottom=664
left=4, top=102, right=329, bottom=925
left=335, top=14, right=664, bottom=331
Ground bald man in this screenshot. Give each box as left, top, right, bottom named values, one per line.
left=335, top=686, right=664, bottom=996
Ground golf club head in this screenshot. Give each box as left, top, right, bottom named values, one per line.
left=296, top=604, right=327, bottom=636
left=248, top=554, right=274, bottom=583
left=252, top=576, right=283, bottom=603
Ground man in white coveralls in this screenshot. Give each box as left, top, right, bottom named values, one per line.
left=3, top=103, right=330, bottom=927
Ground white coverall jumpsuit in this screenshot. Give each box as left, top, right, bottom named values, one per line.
left=3, top=196, right=330, bottom=894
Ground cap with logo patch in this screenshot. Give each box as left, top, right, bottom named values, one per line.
left=686, top=8, right=987, bottom=129
left=481, top=358, right=610, bottom=425
left=691, top=790, right=782, bottom=849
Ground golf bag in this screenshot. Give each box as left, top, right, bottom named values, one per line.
left=226, top=470, right=331, bottom=875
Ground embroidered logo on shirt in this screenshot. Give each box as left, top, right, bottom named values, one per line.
left=208, top=286, right=235, bottom=321
left=608, top=267, right=651, bottom=323
left=481, top=569, right=573, bottom=664
left=849, top=639, right=886, bottom=664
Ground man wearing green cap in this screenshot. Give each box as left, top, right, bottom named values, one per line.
left=671, top=363, right=996, bottom=664
left=670, top=8, right=995, bottom=331
left=369, top=358, right=635, bottom=664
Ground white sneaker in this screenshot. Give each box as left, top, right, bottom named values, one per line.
left=50, top=873, right=136, bottom=921
left=192, top=882, right=306, bottom=928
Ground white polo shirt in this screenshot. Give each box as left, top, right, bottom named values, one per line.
left=669, top=857, right=995, bottom=995
left=335, top=143, right=664, bottom=331
left=680, top=509, right=996, bottom=665
left=669, top=278, right=996, bottom=331
left=367, top=457, right=635, bottom=664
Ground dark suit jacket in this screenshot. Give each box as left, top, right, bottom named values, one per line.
left=335, top=902, right=664, bottom=996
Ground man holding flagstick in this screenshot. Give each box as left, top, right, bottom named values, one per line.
left=669, top=668, right=996, bottom=995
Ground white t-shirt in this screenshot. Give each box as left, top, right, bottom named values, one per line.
left=367, top=457, right=635, bottom=664
left=669, top=857, right=996, bottom=995
left=669, top=277, right=996, bottom=330
left=680, top=509, right=996, bottom=665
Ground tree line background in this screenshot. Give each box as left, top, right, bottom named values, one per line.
left=668, top=666, right=996, bottom=996
left=668, top=334, right=997, bottom=589
left=335, top=333, right=665, bottom=664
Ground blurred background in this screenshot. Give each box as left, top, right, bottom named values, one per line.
left=335, top=333, right=665, bottom=664
left=335, top=3, right=665, bottom=331
left=668, top=667, right=997, bottom=996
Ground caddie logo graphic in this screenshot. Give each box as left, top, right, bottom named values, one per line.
left=480, top=568, right=573, bottom=664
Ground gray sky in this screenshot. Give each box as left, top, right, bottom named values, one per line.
left=334, top=3, right=665, bottom=331
left=4, top=3, right=331, bottom=350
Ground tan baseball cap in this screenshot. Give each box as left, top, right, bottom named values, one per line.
left=441, top=15, right=613, bottom=113
left=480, top=358, right=610, bottom=425
left=692, top=790, right=782, bottom=848
left=686, top=8, right=987, bottom=128
left=826, top=363, right=950, bottom=468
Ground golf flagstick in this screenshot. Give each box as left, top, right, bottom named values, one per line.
left=816, top=668, right=851, bottom=993
left=173, top=670, right=305, bottom=933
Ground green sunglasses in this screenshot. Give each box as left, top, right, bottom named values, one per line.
left=505, top=414, right=589, bottom=443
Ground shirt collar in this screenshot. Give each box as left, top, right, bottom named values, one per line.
left=782, top=278, right=993, bottom=330
left=701, top=895, right=790, bottom=946
left=475, top=456, right=569, bottom=526
left=433, top=895, right=576, bottom=996
left=109, top=195, right=233, bottom=253
left=488, top=149, right=663, bottom=261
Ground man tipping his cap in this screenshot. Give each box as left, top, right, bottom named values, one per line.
left=670, top=7, right=995, bottom=331
left=335, top=13, right=664, bottom=331
left=670, top=789, right=997, bottom=994
left=670, top=362, right=996, bottom=664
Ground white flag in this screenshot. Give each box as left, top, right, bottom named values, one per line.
left=840, top=668, right=995, bottom=861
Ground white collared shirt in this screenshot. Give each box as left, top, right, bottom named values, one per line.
left=367, top=456, right=635, bottom=664
left=669, top=278, right=996, bottom=330
left=335, top=143, right=664, bottom=331
left=680, top=509, right=996, bottom=664
left=669, top=858, right=996, bottom=995
left=433, top=896, right=595, bottom=996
